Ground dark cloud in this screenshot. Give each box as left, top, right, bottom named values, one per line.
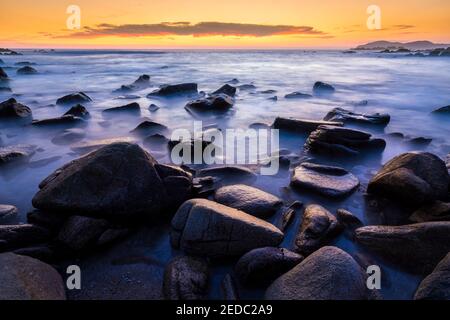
left=58, top=21, right=326, bottom=38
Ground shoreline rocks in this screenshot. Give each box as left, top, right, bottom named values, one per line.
left=272, top=117, right=343, bottom=133
left=56, top=92, right=92, bottom=105
left=185, top=94, right=234, bottom=113
left=64, top=104, right=89, bottom=118
left=32, top=115, right=85, bottom=127
left=432, top=105, right=450, bottom=114
left=313, top=81, right=335, bottom=95
left=0, top=204, right=18, bottom=220
left=114, top=74, right=150, bottom=93
left=0, top=224, right=50, bottom=252
left=414, top=253, right=450, bottom=300
left=103, top=102, right=140, bottom=114
left=0, top=98, right=32, bottom=119
left=212, top=84, right=236, bottom=97
left=284, top=92, right=312, bottom=99
left=17, top=66, right=37, bottom=75
left=0, top=144, right=36, bottom=165
left=148, top=83, right=198, bottom=97
left=323, top=107, right=390, bottom=126
left=0, top=67, right=9, bottom=79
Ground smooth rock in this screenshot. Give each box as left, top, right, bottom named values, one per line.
left=32, top=115, right=84, bottom=126
left=0, top=144, right=36, bottom=165
left=272, top=117, right=343, bottom=133
left=323, top=107, right=390, bottom=126
left=196, top=166, right=257, bottom=186
left=51, top=128, right=86, bottom=145
left=432, top=105, right=450, bottom=114
left=284, top=92, right=312, bottom=99
left=410, top=201, right=450, bottom=222
left=114, top=74, right=150, bottom=92
left=212, top=84, right=236, bottom=97
left=0, top=98, right=32, bottom=119
left=130, top=120, right=168, bottom=136
left=17, top=66, right=37, bottom=75
left=56, top=92, right=92, bottom=105
left=63, top=104, right=89, bottom=118
left=148, top=83, right=198, bottom=97
left=414, top=253, right=450, bottom=300
left=185, top=94, right=234, bottom=112
left=336, top=209, right=363, bottom=230
left=0, top=224, right=50, bottom=252
left=0, top=67, right=8, bottom=79
left=0, top=204, right=18, bottom=220
left=313, top=81, right=335, bottom=95
left=103, top=102, right=140, bottom=114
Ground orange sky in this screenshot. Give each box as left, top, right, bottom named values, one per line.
left=1, top=0, right=449, bottom=49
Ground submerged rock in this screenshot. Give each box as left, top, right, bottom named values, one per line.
left=70, top=137, right=136, bottom=154
left=235, top=247, right=303, bottom=285
left=414, top=253, right=450, bottom=300
left=103, top=102, right=140, bottom=114
left=130, top=120, right=168, bottom=136
left=32, top=142, right=192, bottom=219
left=51, top=128, right=86, bottom=145
left=197, top=166, right=257, bottom=186
left=313, top=81, right=335, bottom=95
left=291, top=162, right=359, bottom=198
left=163, top=256, right=209, bottom=300
left=355, top=222, right=450, bottom=274
left=185, top=94, right=234, bottom=113
left=238, top=84, right=256, bottom=91
left=265, top=246, right=369, bottom=300
left=114, top=74, right=150, bottom=92
left=0, top=144, right=36, bottom=165
left=0, top=67, right=8, bottom=79
left=336, top=209, right=363, bottom=230
left=214, top=184, right=282, bottom=218
left=284, top=92, right=312, bottom=99
left=63, top=104, right=89, bottom=118
left=294, top=204, right=341, bottom=255
left=272, top=117, right=343, bottom=133
left=432, top=105, right=450, bottom=114
left=32, top=115, right=85, bottom=127
left=367, top=152, right=449, bottom=206
left=0, top=204, right=18, bottom=220
left=410, top=201, right=450, bottom=222
left=0, top=224, right=50, bottom=252
left=323, top=107, right=390, bottom=126
left=305, top=125, right=386, bottom=157
left=0, top=98, right=32, bottom=119
left=56, top=92, right=92, bottom=105
left=212, top=84, right=236, bottom=97
left=148, top=83, right=198, bottom=97
left=0, top=252, right=66, bottom=300
left=17, top=66, right=37, bottom=75
left=170, top=199, right=284, bottom=258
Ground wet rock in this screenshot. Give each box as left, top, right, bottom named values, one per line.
left=212, top=84, right=236, bottom=97
left=58, top=215, right=110, bottom=251
left=227, top=78, right=239, bottom=84
left=336, top=209, right=363, bottom=230
left=70, top=137, right=136, bottom=154
left=56, top=92, right=92, bottom=105
left=0, top=252, right=66, bottom=300
left=32, top=115, right=85, bottom=126
left=305, top=125, right=386, bottom=157
left=221, top=274, right=239, bottom=300
left=432, top=105, right=450, bottom=114
left=291, top=162, right=359, bottom=198
left=214, top=184, right=282, bottom=218
left=0, top=98, right=32, bottom=119
left=63, top=104, right=89, bottom=118
left=185, top=94, right=234, bottom=113
left=163, top=255, right=209, bottom=300
left=170, top=199, right=284, bottom=258
left=410, top=201, right=450, bottom=222
left=313, top=81, right=335, bottom=95
left=367, top=152, right=449, bottom=206
left=149, top=104, right=160, bottom=112
left=130, top=120, right=168, bottom=136
left=114, top=74, right=151, bottom=93
left=0, top=87, right=11, bottom=92
left=143, top=134, right=169, bottom=150
left=13, top=245, right=54, bottom=262
left=238, top=84, right=256, bottom=91
left=103, top=102, right=141, bottom=114
left=355, top=222, right=450, bottom=274
left=17, top=66, right=37, bottom=75
left=294, top=204, right=341, bottom=255
left=284, top=92, right=312, bottom=99
left=0, top=67, right=8, bottom=79
left=323, top=107, right=390, bottom=126
left=0, top=204, right=18, bottom=220
left=0, top=224, right=50, bottom=252
left=0, top=144, right=36, bottom=165
left=148, top=83, right=198, bottom=97
left=414, top=253, right=450, bottom=300
left=33, top=142, right=193, bottom=219
left=265, top=246, right=369, bottom=300
left=235, top=247, right=303, bottom=285
left=51, top=128, right=86, bottom=145
left=272, top=117, right=343, bottom=133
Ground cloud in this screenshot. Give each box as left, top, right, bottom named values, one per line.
left=390, top=24, right=415, bottom=30
left=58, top=21, right=326, bottom=38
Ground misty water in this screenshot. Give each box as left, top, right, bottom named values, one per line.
left=1, top=50, right=449, bottom=299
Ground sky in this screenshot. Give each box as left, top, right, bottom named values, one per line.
left=1, top=0, right=449, bottom=49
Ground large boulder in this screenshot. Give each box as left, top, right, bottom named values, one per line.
left=272, top=117, right=343, bottom=133
left=323, top=107, right=390, bottom=126
left=212, top=84, right=236, bottom=97
left=130, top=120, right=168, bottom=137
left=432, top=105, right=450, bottom=114
left=114, top=74, right=150, bottom=92
left=284, top=92, right=312, bottom=99
left=170, top=199, right=284, bottom=258
left=235, top=247, right=303, bottom=285
left=313, top=81, right=335, bottom=95
left=367, top=152, right=449, bottom=206
left=0, top=98, right=32, bottom=119
left=102, top=102, right=141, bottom=114
left=32, top=142, right=193, bottom=219
left=148, top=83, right=198, bottom=97
left=355, top=222, right=450, bottom=274
left=63, top=104, right=89, bottom=118
left=56, top=92, right=92, bottom=105
left=414, top=253, right=450, bottom=300
left=294, top=204, right=341, bottom=255
left=163, top=256, right=209, bottom=300
left=214, top=184, right=282, bottom=218
left=291, top=162, right=359, bottom=198
left=265, top=246, right=369, bottom=300
left=32, top=115, right=85, bottom=127
left=0, top=252, right=66, bottom=300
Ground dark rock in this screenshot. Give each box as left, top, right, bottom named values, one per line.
left=196, top=166, right=257, bottom=186
left=414, top=253, right=450, bottom=300
left=0, top=224, right=50, bottom=252
left=17, top=66, right=37, bottom=75
left=51, top=128, right=86, bottom=145
left=114, top=75, right=150, bottom=93
left=185, top=94, right=234, bottom=112
left=235, top=247, right=303, bottom=285
left=305, top=125, right=386, bottom=157
left=103, top=102, right=140, bottom=114
left=268, top=95, right=277, bottom=101
left=32, top=115, right=85, bottom=126
left=0, top=58, right=4, bottom=65
left=0, top=98, right=32, bottom=119
left=130, top=120, right=168, bottom=136
left=0, top=87, right=11, bottom=92
left=0, top=252, right=66, bottom=300
left=0, top=144, right=36, bottom=165
left=408, top=137, right=432, bottom=147
left=432, top=105, right=450, bottom=114
left=313, top=81, right=335, bottom=95
left=291, top=162, right=360, bottom=198
left=13, top=245, right=54, bottom=262
left=336, top=209, right=363, bottom=230
left=272, top=117, right=343, bottom=133
left=214, top=184, right=282, bottom=218
left=0, top=49, right=21, bottom=55
left=410, top=201, right=450, bottom=222
left=0, top=204, right=18, bottom=220
left=163, top=256, right=209, bottom=300
left=212, top=84, right=236, bottom=97
left=221, top=274, right=238, bottom=300
left=143, top=134, right=169, bottom=150
left=170, top=199, right=284, bottom=258
left=148, top=83, right=198, bottom=97
left=278, top=201, right=303, bottom=232
left=284, top=92, right=312, bottom=99
left=96, top=228, right=129, bottom=246
left=0, top=67, right=8, bottom=79
left=367, top=152, right=449, bottom=206
left=27, top=210, right=67, bottom=232
left=56, top=92, right=92, bottom=105
left=355, top=222, right=450, bottom=274
left=63, top=104, right=89, bottom=118
left=323, top=107, right=390, bottom=126
left=260, top=89, right=277, bottom=94
left=32, top=142, right=193, bottom=219
left=238, top=84, right=256, bottom=91
left=265, top=246, right=369, bottom=300
left=149, top=103, right=160, bottom=112
left=294, top=204, right=341, bottom=255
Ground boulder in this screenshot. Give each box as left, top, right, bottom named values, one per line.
left=367, top=152, right=449, bottom=206
left=313, top=81, right=335, bottom=95
left=170, top=199, right=284, bottom=258
left=32, top=142, right=193, bottom=218
left=0, top=144, right=36, bottom=165
left=185, top=94, right=234, bottom=113
left=51, top=128, right=86, bottom=145
left=0, top=252, right=66, bottom=300
left=323, top=107, right=390, bottom=126
left=56, top=92, right=92, bottom=105
left=63, top=104, right=89, bottom=118
left=0, top=204, right=18, bottom=220
left=414, top=253, right=450, bottom=300
left=291, top=162, right=360, bottom=198
left=235, top=247, right=303, bottom=285
left=238, top=84, right=256, bottom=91
left=265, top=246, right=369, bottom=300
left=130, top=120, right=168, bottom=136
left=197, top=166, right=257, bottom=187
left=214, top=184, right=282, bottom=218
left=432, top=105, right=450, bottom=114
left=294, top=204, right=341, bottom=255
left=284, top=92, right=312, bottom=99
left=0, top=98, right=32, bottom=119
left=114, top=74, right=151, bottom=93
left=410, top=201, right=450, bottom=222
left=0, top=67, right=8, bottom=79
left=0, top=58, right=4, bottom=65
left=17, top=66, right=37, bottom=75
left=32, top=115, right=85, bottom=127
left=149, top=103, right=160, bottom=112
left=212, top=84, right=236, bottom=97
left=103, top=102, right=140, bottom=114
left=0, top=224, right=50, bottom=252
left=163, top=256, right=209, bottom=300
left=355, top=222, right=450, bottom=274
left=336, top=209, right=363, bottom=230
left=305, top=125, right=386, bottom=157
left=148, top=83, right=198, bottom=97
left=272, top=117, right=343, bottom=133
